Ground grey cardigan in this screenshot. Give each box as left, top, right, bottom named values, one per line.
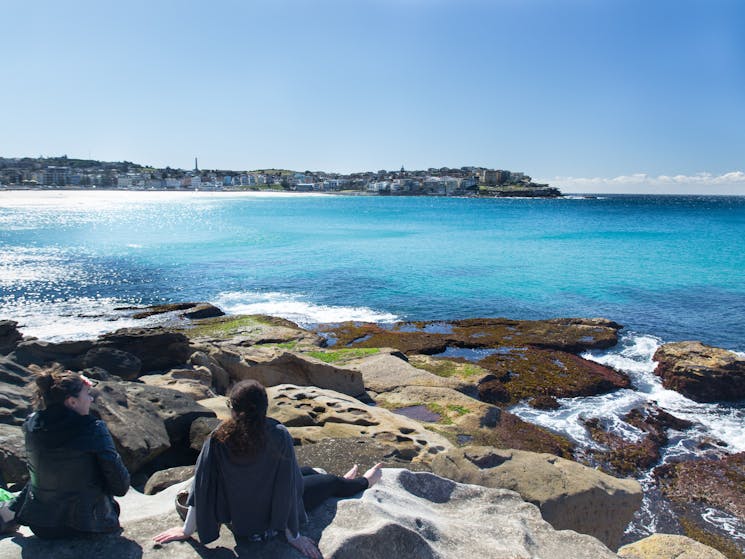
left=187, top=418, right=306, bottom=544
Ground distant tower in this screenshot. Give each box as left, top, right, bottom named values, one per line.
left=194, top=157, right=199, bottom=172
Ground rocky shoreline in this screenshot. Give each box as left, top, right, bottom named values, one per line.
left=1, top=304, right=743, bottom=558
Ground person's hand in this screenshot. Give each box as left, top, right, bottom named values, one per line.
left=153, top=526, right=190, bottom=544
left=288, top=534, right=323, bottom=559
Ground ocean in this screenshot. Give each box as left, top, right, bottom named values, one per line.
left=2, top=190, right=745, bottom=543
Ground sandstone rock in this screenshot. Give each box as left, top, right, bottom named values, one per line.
left=140, top=367, right=216, bottom=400
left=653, top=341, right=745, bottom=402
left=347, top=352, right=462, bottom=393
left=97, top=328, right=192, bottom=373
left=349, top=352, right=574, bottom=458
left=188, top=350, right=230, bottom=394
left=214, top=346, right=365, bottom=396
left=144, top=465, right=195, bottom=495
left=268, top=385, right=452, bottom=464
left=431, top=446, right=642, bottom=550
left=0, top=356, right=33, bottom=426
left=0, top=320, right=23, bottom=355
left=618, top=534, right=727, bottom=559
left=0, top=470, right=620, bottom=559
left=82, top=347, right=142, bottom=379
left=0, top=423, right=27, bottom=485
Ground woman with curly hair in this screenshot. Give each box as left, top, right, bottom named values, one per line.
left=153, top=379, right=381, bottom=558
left=9, top=368, right=130, bottom=538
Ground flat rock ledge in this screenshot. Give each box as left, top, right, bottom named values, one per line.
left=618, top=534, right=727, bottom=559
left=0, top=469, right=620, bottom=559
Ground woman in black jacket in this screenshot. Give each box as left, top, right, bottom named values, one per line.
left=10, top=369, right=130, bottom=539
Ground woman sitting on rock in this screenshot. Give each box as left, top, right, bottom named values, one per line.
left=153, top=379, right=382, bottom=559
left=10, top=368, right=130, bottom=538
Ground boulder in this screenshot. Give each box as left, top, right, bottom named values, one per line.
left=9, top=339, right=94, bottom=369
left=0, top=423, right=27, bottom=485
left=97, top=328, right=192, bottom=373
left=111, top=382, right=216, bottom=447
left=618, top=534, right=727, bottom=559
left=91, top=382, right=171, bottom=472
left=143, top=465, right=195, bottom=495
left=0, top=320, right=23, bottom=355
left=189, top=416, right=221, bottom=452
left=653, top=341, right=745, bottom=402
left=431, top=446, right=642, bottom=550
left=347, top=352, right=463, bottom=394
left=0, top=470, right=620, bottom=559
left=267, top=385, right=452, bottom=464
left=214, top=346, right=365, bottom=397
left=0, top=356, right=33, bottom=426
left=82, top=347, right=142, bottom=380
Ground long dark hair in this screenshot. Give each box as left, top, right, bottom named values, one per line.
left=213, top=380, right=268, bottom=458
left=31, top=367, right=87, bottom=410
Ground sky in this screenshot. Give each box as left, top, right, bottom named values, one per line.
left=2, top=0, right=744, bottom=193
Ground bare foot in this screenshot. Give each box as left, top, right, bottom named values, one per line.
left=343, top=464, right=359, bottom=479
left=363, top=463, right=383, bottom=487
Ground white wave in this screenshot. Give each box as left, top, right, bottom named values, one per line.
left=1, top=297, right=168, bottom=342
left=213, top=291, right=398, bottom=325
left=702, top=508, right=745, bottom=543
left=511, top=331, right=745, bottom=454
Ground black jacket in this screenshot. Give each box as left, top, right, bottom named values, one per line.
left=11, top=405, right=130, bottom=534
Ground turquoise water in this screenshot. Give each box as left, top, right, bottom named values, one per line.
left=1, top=191, right=744, bottom=350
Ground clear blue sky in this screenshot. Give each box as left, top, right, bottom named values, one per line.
left=2, top=0, right=744, bottom=193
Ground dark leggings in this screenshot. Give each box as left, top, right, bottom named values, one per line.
left=300, top=467, right=368, bottom=511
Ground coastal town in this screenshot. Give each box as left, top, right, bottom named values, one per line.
left=0, top=156, right=562, bottom=197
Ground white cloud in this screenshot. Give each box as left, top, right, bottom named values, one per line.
left=540, top=171, right=745, bottom=194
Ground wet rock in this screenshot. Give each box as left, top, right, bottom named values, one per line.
left=97, top=328, right=192, bottom=373
left=582, top=417, right=662, bottom=477
left=529, top=395, right=561, bottom=410
left=0, top=423, right=27, bottom=485
left=653, top=341, right=745, bottom=402
left=320, top=316, right=622, bottom=356
left=431, top=446, right=642, bottom=550
left=132, top=302, right=224, bottom=320
left=0, top=320, right=23, bottom=355
left=82, top=347, right=142, bottom=380
left=618, top=533, right=727, bottom=559
left=213, top=346, right=365, bottom=397
left=143, top=465, right=195, bottom=495
left=477, top=375, right=510, bottom=404
left=655, top=452, right=745, bottom=525
left=478, top=347, right=630, bottom=405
